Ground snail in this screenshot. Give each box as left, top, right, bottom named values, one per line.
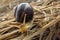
left=13, top=3, right=34, bottom=33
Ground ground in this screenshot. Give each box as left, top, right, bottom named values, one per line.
left=0, top=0, right=60, bottom=40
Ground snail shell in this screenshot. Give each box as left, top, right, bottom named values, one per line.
left=13, top=3, right=34, bottom=23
